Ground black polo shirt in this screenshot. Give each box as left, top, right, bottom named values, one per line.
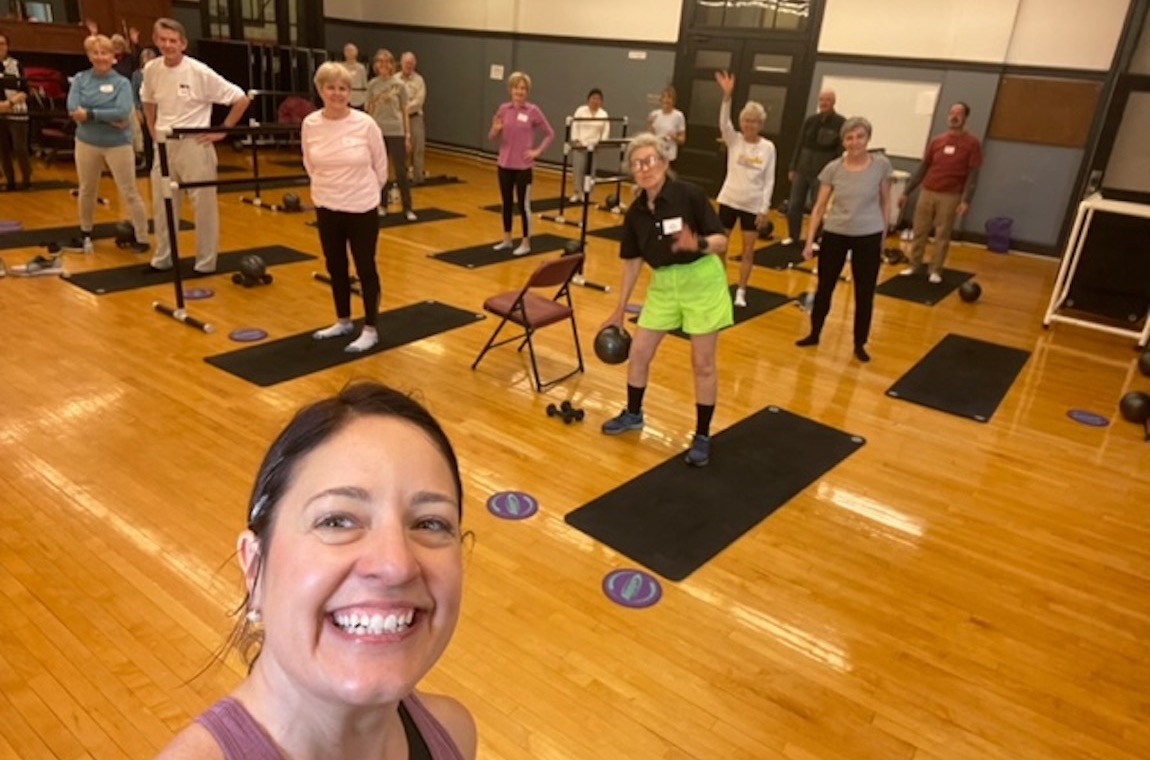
left=620, top=178, right=724, bottom=269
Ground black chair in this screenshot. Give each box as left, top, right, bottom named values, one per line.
left=471, top=254, right=585, bottom=391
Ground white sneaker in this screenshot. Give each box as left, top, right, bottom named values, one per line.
left=928, top=272, right=942, bottom=284
left=899, top=266, right=917, bottom=276
left=733, top=288, right=747, bottom=307
left=493, top=240, right=514, bottom=251
left=513, top=240, right=531, bottom=256
left=568, top=194, right=582, bottom=204
left=811, top=241, right=821, bottom=252
left=405, top=210, right=418, bottom=222
left=781, top=237, right=794, bottom=246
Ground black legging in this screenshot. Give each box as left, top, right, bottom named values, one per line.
left=808, top=231, right=883, bottom=347
left=497, top=166, right=532, bottom=236
left=382, top=135, right=412, bottom=212
left=0, top=118, right=31, bottom=188
left=315, top=207, right=381, bottom=327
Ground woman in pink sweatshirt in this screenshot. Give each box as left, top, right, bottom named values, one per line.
left=488, top=71, right=553, bottom=255
left=302, top=62, right=389, bottom=353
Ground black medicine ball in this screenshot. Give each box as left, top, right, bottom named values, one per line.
left=958, top=280, right=981, bottom=303
left=282, top=192, right=302, bottom=212
left=239, top=254, right=267, bottom=281
left=594, top=325, right=631, bottom=365
left=1119, top=391, right=1150, bottom=424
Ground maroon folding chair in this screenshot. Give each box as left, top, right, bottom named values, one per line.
left=471, top=254, right=585, bottom=391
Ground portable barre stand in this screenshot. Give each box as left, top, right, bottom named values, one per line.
left=542, top=115, right=629, bottom=229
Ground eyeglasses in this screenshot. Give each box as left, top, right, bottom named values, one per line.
left=629, top=155, right=663, bottom=172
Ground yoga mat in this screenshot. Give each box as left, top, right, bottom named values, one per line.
left=565, top=406, right=865, bottom=580
left=588, top=225, right=626, bottom=243
left=216, top=176, right=311, bottom=194
left=742, top=241, right=807, bottom=270
left=415, top=175, right=463, bottom=187
left=307, top=207, right=465, bottom=230
left=430, top=233, right=574, bottom=269
left=0, top=219, right=193, bottom=250
left=875, top=268, right=975, bottom=306
left=481, top=197, right=568, bottom=214
left=886, top=333, right=1030, bottom=422
left=632, top=286, right=792, bottom=339
left=204, top=301, right=485, bottom=386
left=61, top=245, right=314, bottom=295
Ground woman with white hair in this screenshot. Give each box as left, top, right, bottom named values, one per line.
left=797, top=116, right=891, bottom=363
left=714, top=71, right=776, bottom=307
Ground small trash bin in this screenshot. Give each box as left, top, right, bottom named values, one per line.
left=985, top=216, right=1012, bottom=253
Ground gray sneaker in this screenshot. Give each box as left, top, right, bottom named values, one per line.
left=684, top=434, right=711, bottom=467
left=601, top=409, right=644, bottom=435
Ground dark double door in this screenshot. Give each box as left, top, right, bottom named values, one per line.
left=672, top=36, right=814, bottom=208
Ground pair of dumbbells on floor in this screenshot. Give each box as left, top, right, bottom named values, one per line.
left=546, top=400, right=585, bottom=424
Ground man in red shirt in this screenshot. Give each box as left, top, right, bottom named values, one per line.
left=898, top=102, right=983, bottom=283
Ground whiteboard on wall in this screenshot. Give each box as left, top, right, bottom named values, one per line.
left=821, top=76, right=940, bottom=159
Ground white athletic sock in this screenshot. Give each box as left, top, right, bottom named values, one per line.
left=313, top=320, right=354, bottom=340
left=493, top=239, right=514, bottom=251
left=345, top=327, right=378, bottom=353
left=513, top=239, right=531, bottom=256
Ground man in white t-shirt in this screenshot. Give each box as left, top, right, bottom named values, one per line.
left=142, top=17, right=250, bottom=274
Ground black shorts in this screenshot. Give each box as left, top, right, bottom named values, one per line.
left=718, top=204, right=758, bottom=231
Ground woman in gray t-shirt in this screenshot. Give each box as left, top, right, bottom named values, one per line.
left=797, top=116, right=891, bottom=362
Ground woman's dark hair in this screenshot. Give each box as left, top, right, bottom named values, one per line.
left=587, top=88, right=603, bottom=100
left=227, top=381, right=462, bottom=666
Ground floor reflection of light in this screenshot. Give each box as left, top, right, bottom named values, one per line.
left=16, top=452, right=232, bottom=607
left=0, top=389, right=127, bottom=443
left=816, top=482, right=925, bottom=539
left=681, top=584, right=853, bottom=672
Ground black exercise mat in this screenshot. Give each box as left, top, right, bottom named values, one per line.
left=24, top=179, right=77, bottom=191
left=588, top=225, right=626, bottom=243
left=875, top=268, right=974, bottom=306
left=480, top=197, right=567, bottom=214
left=62, top=244, right=314, bottom=295
left=430, top=233, right=573, bottom=268
left=307, top=207, right=465, bottom=230
left=0, top=219, right=193, bottom=250
left=745, top=241, right=806, bottom=270
left=415, top=175, right=463, bottom=187
left=204, top=300, right=485, bottom=387
left=632, top=286, right=792, bottom=339
left=886, top=333, right=1030, bottom=422
left=565, top=406, right=865, bottom=581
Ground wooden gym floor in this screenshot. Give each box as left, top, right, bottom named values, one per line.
left=0, top=148, right=1147, bottom=759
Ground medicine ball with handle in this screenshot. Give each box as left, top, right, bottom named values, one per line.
left=594, top=325, right=632, bottom=365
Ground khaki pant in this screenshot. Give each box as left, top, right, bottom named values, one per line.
left=908, top=188, right=962, bottom=274
left=150, top=138, right=220, bottom=272
left=74, top=141, right=148, bottom=241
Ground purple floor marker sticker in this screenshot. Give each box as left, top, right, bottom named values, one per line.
left=183, top=288, right=215, bottom=300
left=1067, top=409, right=1109, bottom=427
left=229, top=328, right=268, bottom=342
left=486, top=491, right=539, bottom=520
left=602, top=569, right=662, bottom=609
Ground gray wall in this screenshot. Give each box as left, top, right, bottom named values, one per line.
left=325, top=22, right=674, bottom=166
left=173, top=2, right=203, bottom=50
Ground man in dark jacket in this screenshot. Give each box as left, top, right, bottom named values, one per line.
left=783, top=89, right=845, bottom=246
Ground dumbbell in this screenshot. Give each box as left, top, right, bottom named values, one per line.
left=546, top=400, right=585, bottom=424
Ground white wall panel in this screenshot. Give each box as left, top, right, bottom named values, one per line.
left=516, top=0, right=679, bottom=43
left=323, top=0, right=363, bottom=21
left=819, top=0, right=1020, bottom=63
left=1005, top=0, right=1128, bottom=70
left=324, top=0, right=515, bottom=29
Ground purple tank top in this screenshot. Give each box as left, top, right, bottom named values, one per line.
left=196, top=693, right=466, bottom=760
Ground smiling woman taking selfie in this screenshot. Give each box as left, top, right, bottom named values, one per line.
left=155, top=382, right=477, bottom=760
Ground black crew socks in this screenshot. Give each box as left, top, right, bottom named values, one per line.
left=854, top=345, right=870, bottom=362
left=626, top=384, right=646, bottom=416
left=695, top=403, right=715, bottom=439
left=795, top=335, right=819, bottom=347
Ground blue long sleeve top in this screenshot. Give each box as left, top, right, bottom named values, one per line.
left=66, top=68, right=134, bottom=148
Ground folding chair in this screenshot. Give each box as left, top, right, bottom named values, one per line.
left=471, top=254, right=585, bottom=391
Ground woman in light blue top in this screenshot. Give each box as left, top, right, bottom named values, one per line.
left=66, top=34, right=149, bottom=253
left=797, top=116, right=891, bottom=362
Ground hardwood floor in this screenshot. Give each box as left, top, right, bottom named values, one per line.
left=0, top=149, right=1147, bottom=759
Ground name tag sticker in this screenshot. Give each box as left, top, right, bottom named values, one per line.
left=341, top=136, right=363, bottom=147
left=661, top=217, right=683, bottom=235
left=516, top=112, right=529, bottom=123
left=943, top=145, right=956, bottom=155
left=99, top=84, right=114, bottom=94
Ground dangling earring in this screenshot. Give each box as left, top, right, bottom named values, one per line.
left=246, top=608, right=263, bottom=624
